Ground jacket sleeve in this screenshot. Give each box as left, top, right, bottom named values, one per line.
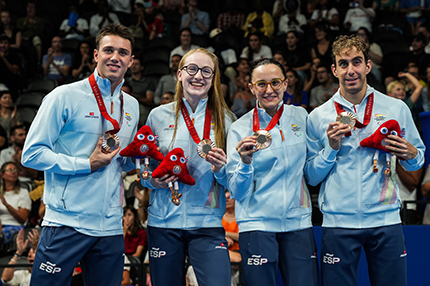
left=22, top=89, right=92, bottom=175
left=398, top=106, right=426, bottom=171
left=226, top=122, right=254, bottom=202
left=304, top=112, right=338, bottom=186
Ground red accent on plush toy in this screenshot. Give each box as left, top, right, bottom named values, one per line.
left=120, top=125, right=164, bottom=161
left=360, top=119, right=402, bottom=152
left=152, top=148, right=195, bottom=185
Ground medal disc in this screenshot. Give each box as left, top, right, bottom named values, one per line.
left=197, top=139, right=216, bottom=159
left=173, top=165, right=182, bottom=175
left=336, top=112, right=356, bottom=129
left=102, top=133, right=120, bottom=153
left=253, top=130, right=272, bottom=149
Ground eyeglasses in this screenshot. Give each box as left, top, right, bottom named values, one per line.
left=251, top=78, right=286, bottom=92
left=5, top=168, right=18, bottom=173
left=182, top=64, right=214, bottom=79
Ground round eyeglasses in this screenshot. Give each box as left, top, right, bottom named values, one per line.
left=251, top=78, right=286, bottom=92
left=182, top=64, right=214, bottom=79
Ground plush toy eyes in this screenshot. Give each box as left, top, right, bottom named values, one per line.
left=170, top=155, right=178, bottom=161
left=380, top=127, right=388, bottom=134
left=137, top=134, right=145, bottom=140
left=180, top=157, right=186, bottom=163
left=390, top=130, right=398, bottom=136
left=147, top=135, right=154, bottom=141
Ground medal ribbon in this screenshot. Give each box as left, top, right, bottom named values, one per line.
left=253, top=103, right=284, bottom=132
left=89, top=73, right=123, bottom=134
left=335, top=92, right=374, bottom=136
left=181, top=102, right=212, bottom=144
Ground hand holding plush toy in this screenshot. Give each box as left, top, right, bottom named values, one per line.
left=120, top=125, right=164, bottom=180
left=152, top=148, right=195, bottom=205
left=360, top=119, right=402, bottom=176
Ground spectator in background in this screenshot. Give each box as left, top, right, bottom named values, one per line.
left=207, top=28, right=237, bottom=82
left=421, top=64, right=430, bottom=111
left=240, top=32, right=272, bottom=63
left=0, top=34, right=22, bottom=99
left=356, top=27, right=383, bottom=83
left=230, top=66, right=255, bottom=118
left=343, top=0, right=375, bottom=33
left=89, top=0, right=120, bottom=37
left=242, top=0, right=275, bottom=40
left=59, top=5, right=89, bottom=41
left=278, top=0, right=307, bottom=35
left=169, top=28, right=200, bottom=65
left=309, top=0, right=340, bottom=33
left=399, top=0, right=430, bottom=35
left=180, top=0, right=210, bottom=36
left=310, top=64, right=338, bottom=109
left=107, top=0, right=133, bottom=27
left=123, top=205, right=147, bottom=260
left=405, top=33, right=430, bottom=79
left=304, top=57, right=322, bottom=93
left=1, top=228, right=39, bottom=285
left=223, top=190, right=241, bottom=286
left=0, top=10, right=22, bottom=50
left=42, top=36, right=72, bottom=84
left=154, top=54, right=181, bottom=105
left=159, top=91, right=174, bottom=105
left=71, top=41, right=96, bottom=80
left=0, top=91, right=17, bottom=137
left=273, top=50, right=289, bottom=72
left=0, top=125, right=26, bottom=167
left=0, top=161, right=32, bottom=244
left=17, top=0, right=44, bottom=66
left=125, top=57, right=157, bottom=125
left=422, top=166, right=430, bottom=225
left=386, top=71, right=424, bottom=110
left=283, top=68, right=308, bottom=109
left=283, top=30, right=311, bottom=81
left=310, top=22, right=333, bottom=71
left=216, top=0, right=245, bottom=39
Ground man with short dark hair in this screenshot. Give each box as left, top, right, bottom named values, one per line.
left=22, top=23, right=139, bottom=286
left=309, top=64, right=338, bottom=109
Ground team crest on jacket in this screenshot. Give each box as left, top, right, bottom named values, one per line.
left=291, top=124, right=302, bottom=137
left=374, top=113, right=386, bottom=123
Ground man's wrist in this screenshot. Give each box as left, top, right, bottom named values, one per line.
left=14, top=252, right=22, bottom=258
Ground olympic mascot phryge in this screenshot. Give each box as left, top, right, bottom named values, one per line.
left=120, top=125, right=164, bottom=180
left=152, top=147, right=195, bottom=206
left=360, top=119, right=402, bottom=177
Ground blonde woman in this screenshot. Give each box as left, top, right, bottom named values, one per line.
left=141, top=48, right=235, bottom=286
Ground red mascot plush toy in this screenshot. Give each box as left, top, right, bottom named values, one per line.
left=152, top=148, right=195, bottom=205
left=120, top=125, right=164, bottom=180
left=360, top=119, right=402, bottom=176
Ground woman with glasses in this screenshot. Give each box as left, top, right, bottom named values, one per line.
left=226, top=58, right=317, bottom=286
left=141, top=48, right=235, bottom=286
left=0, top=161, right=31, bottom=244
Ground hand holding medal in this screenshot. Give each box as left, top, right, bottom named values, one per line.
left=152, top=148, right=195, bottom=205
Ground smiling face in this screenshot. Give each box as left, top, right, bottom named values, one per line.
left=94, top=35, right=134, bottom=90
left=249, top=63, right=287, bottom=116
left=177, top=51, right=214, bottom=102
left=331, top=46, right=371, bottom=101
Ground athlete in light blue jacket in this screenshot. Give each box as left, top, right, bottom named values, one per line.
left=22, top=24, right=139, bottom=286
left=227, top=58, right=317, bottom=286
left=141, top=48, right=235, bottom=286
left=305, top=35, right=425, bottom=286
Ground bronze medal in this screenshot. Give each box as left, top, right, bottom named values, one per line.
left=197, top=139, right=216, bottom=159
left=173, top=165, right=182, bottom=175
left=102, top=133, right=120, bottom=153
left=336, top=111, right=356, bottom=129
left=253, top=130, right=272, bottom=149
